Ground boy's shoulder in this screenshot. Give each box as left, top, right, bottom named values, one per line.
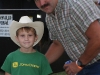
left=7, top=49, right=19, bottom=57
left=36, top=50, right=44, bottom=56
left=35, top=50, right=46, bottom=58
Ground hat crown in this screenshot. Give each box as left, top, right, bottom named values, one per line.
left=19, top=16, right=32, bottom=23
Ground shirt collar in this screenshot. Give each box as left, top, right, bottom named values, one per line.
left=47, top=0, right=63, bottom=16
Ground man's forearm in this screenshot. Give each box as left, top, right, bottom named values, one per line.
left=45, top=40, right=64, bottom=64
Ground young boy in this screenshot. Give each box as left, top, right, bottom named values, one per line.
left=1, top=16, right=52, bottom=75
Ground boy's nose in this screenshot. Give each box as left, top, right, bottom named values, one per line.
left=25, top=36, right=28, bottom=40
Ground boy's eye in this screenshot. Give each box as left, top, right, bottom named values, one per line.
left=20, top=35, right=24, bottom=37
left=28, top=35, right=33, bottom=36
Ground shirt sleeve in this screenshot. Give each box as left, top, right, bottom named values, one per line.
left=1, top=54, right=12, bottom=74
left=41, top=56, right=53, bottom=75
left=69, top=0, right=100, bottom=29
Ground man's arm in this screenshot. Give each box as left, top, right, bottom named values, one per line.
left=63, top=19, right=100, bottom=75
left=45, top=40, right=64, bottom=64
left=79, top=19, right=100, bottom=65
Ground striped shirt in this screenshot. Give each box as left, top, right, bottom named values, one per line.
left=46, top=0, right=100, bottom=65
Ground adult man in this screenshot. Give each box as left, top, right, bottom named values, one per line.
left=34, top=0, right=100, bottom=75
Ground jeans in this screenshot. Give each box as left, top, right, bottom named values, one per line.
left=77, top=60, right=100, bottom=75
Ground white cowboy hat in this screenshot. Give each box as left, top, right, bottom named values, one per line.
left=9, top=16, right=44, bottom=47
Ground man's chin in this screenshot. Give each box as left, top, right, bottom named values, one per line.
left=44, top=10, right=53, bottom=14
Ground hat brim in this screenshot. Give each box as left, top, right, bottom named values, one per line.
left=9, top=20, right=44, bottom=47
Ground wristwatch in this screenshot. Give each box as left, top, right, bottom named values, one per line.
left=76, top=60, right=86, bottom=67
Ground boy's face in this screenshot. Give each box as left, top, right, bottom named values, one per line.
left=16, top=29, right=37, bottom=49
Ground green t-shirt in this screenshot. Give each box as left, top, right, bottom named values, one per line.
left=1, top=49, right=52, bottom=75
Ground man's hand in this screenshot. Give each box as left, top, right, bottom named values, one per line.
left=63, top=62, right=83, bottom=75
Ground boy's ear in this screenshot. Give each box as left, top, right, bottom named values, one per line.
left=35, top=35, right=38, bottom=42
